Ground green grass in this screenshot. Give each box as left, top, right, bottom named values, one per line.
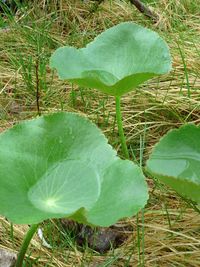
left=0, top=0, right=200, bottom=266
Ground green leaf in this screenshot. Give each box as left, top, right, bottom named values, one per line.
left=87, top=160, right=148, bottom=226
left=146, top=124, right=200, bottom=203
left=0, top=112, right=148, bottom=226
left=50, top=22, right=171, bottom=97
left=28, top=160, right=100, bottom=214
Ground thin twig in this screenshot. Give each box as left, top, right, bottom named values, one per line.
left=35, top=58, right=41, bottom=116
left=129, top=0, right=158, bottom=22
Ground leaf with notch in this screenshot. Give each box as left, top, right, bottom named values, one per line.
left=50, top=22, right=171, bottom=96
left=0, top=112, right=148, bottom=226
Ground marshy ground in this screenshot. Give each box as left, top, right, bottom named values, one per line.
left=0, top=0, right=200, bottom=266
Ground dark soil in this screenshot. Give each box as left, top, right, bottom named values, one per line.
left=60, top=219, right=130, bottom=253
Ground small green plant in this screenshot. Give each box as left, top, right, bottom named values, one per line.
left=50, top=22, right=172, bottom=158
left=146, top=124, right=200, bottom=207
left=0, top=112, right=148, bottom=266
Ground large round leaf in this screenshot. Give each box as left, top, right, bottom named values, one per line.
left=50, top=22, right=171, bottom=96
left=146, top=124, right=200, bottom=203
left=0, top=112, right=148, bottom=226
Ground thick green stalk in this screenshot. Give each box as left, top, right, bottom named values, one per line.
left=115, top=96, right=129, bottom=159
left=15, top=224, right=39, bottom=267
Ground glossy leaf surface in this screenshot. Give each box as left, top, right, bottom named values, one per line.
left=0, top=112, right=148, bottom=226
left=146, top=124, right=200, bottom=203
left=50, top=22, right=171, bottom=96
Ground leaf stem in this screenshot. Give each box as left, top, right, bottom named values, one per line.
left=115, top=96, right=129, bottom=159
left=15, top=224, right=39, bottom=267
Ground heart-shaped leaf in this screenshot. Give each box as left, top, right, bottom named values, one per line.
left=50, top=22, right=171, bottom=96
left=146, top=124, right=200, bottom=203
left=0, top=112, right=148, bottom=226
